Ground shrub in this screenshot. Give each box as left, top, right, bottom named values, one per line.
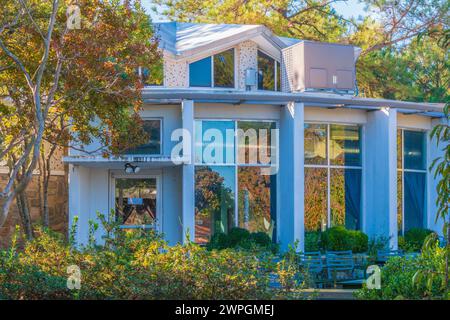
left=320, top=226, right=368, bottom=253
left=304, top=231, right=321, bottom=252
left=207, top=228, right=278, bottom=253
left=399, top=228, right=435, bottom=252
left=355, top=237, right=447, bottom=300
left=0, top=219, right=301, bottom=300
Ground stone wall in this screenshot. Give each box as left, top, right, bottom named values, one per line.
left=0, top=173, right=68, bottom=248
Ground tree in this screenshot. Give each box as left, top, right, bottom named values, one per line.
left=152, top=0, right=349, bottom=42
left=0, top=0, right=161, bottom=234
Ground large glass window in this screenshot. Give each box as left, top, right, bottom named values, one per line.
left=115, top=178, right=157, bottom=228
left=189, top=49, right=235, bottom=88
left=194, top=120, right=277, bottom=243
left=304, top=123, right=362, bottom=231
left=195, top=166, right=235, bottom=244
left=257, top=50, right=281, bottom=91
left=127, top=119, right=161, bottom=155
left=397, top=129, right=427, bottom=234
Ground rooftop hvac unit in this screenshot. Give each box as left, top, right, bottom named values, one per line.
left=282, top=41, right=360, bottom=94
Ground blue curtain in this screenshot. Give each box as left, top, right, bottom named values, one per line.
left=344, top=169, right=362, bottom=230
left=404, top=172, right=426, bottom=231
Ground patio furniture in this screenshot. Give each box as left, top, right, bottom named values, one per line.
left=325, top=250, right=356, bottom=286
left=376, top=249, right=404, bottom=263
left=299, top=251, right=324, bottom=274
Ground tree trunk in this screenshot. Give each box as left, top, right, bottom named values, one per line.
left=16, top=190, right=33, bottom=240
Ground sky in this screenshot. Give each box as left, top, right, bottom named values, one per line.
left=141, top=0, right=368, bottom=22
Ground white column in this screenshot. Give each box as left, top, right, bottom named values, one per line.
left=279, top=102, right=304, bottom=252
left=364, top=107, right=398, bottom=249
left=427, top=117, right=448, bottom=235
left=181, top=100, right=195, bottom=243
left=68, top=164, right=90, bottom=246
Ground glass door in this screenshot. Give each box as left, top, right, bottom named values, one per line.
left=114, top=177, right=159, bottom=229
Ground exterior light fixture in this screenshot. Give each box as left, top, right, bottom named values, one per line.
left=124, top=162, right=140, bottom=174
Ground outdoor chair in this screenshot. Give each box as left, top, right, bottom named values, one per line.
left=325, top=250, right=357, bottom=287
left=298, top=251, right=324, bottom=287
left=376, top=249, right=404, bottom=264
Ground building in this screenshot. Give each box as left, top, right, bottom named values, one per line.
left=64, top=22, right=447, bottom=251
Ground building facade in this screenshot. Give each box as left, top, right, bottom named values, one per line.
left=64, top=22, right=447, bottom=251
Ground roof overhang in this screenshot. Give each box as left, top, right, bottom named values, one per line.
left=63, top=155, right=183, bottom=167
left=142, top=88, right=445, bottom=117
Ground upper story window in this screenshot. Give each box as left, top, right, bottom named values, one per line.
left=189, top=48, right=235, bottom=88
left=127, top=119, right=162, bottom=155
left=257, top=50, right=281, bottom=91
left=139, top=56, right=164, bottom=86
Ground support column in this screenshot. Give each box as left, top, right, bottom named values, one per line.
left=427, top=117, right=448, bottom=235
left=279, top=102, right=304, bottom=252
left=364, top=107, right=398, bottom=249
left=181, top=100, right=195, bottom=243
left=68, top=164, right=90, bottom=246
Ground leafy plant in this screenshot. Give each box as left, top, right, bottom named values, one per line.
left=320, top=226, right=368, bottom=253
left=207, top=227, right=279, bottom=254
left=0, top=218, right=305, bottom=300
left=399, top=228, right=435, bottom=252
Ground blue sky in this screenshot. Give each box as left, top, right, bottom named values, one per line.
left=142, top=0, right=368, bottom=22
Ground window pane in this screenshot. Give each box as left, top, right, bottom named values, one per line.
left=330, top=168, right=361, bottom=230
left=305, top=168, right=328, bottom=231
left=404, top=130, right=426, bottom=170
left=404, top=172, right=426, bottom=232
left=195, top=120, right=235, bottom=164
left=257, top=51, right=275, bottom=91
left=397, top=129, right=403, bottom=169
left=237, top=121, right=276, bottom=165
left=142, top=56, right=163, bottom=86
left=397, top=171, right=403, bottom=234
left=304, top=123, right=327, bottom=165
left=276, top=61, right=281, bottom=91
left=189, top=56, right=212, bottom=87
left=330, top=125, right=361, bottom=166
left=115, top=178, right=157, bottom=226
left=195, top=166, right=235, bottom=244
left=214, top=49, right=234, bottom=88
left=238, top=167, right=277, bottom=240
left=127, top=120, right=161, bottom=154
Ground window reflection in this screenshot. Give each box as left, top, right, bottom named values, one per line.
left=304, top=168, right=328, bottom=231
left=404, top=172, right=426, bottom=231
left=127, top=120, right=161, bottom=155
left=397, top=171, right=403, bottom=234
left=195, top=120, right=235, bottom=164
left=195, top=166, right=235, bottom=244
left=238, top=167, right=276, bottom=240
left=189, top=56, right=212, bottom=87
left=330, top=125, right=361, bottom=166
left=237, top=121, right=276, bottom=165
left=214, top=48, right=234, bottom=88
left=115, top=178, right=157, bottom=227
left=404, top=131, right=426, bottom=170
left=304, top=124, right=327, bottom=165
left=330, top=168, right=361, bottom=230
left=257, top=51, right=275, bottom=91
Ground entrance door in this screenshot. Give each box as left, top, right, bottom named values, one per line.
left=114, top=176, right=160, bottom=230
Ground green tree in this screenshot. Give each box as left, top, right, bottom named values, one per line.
left=0, top=0, right=160, bottom=234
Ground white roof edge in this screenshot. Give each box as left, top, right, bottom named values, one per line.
left=141, top=88, right=445, bottom=115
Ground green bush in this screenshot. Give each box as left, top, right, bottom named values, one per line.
left=0, top=218, right=301, bottom=300
left=207, top=228, right=278, bottom=253
left=399, top=228, right=435, bottom=252
left=304, top=231, right=321, bottom=252
left=320, top=226, right=368, bottom=253
left=355, top=238, right=448, bottom=300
